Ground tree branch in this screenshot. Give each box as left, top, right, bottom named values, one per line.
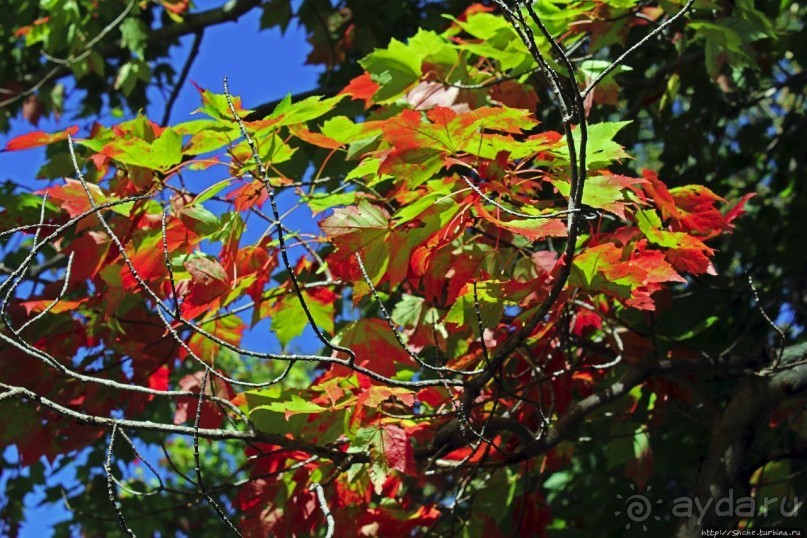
left=162, top=30, right=204, bottom=126
left=677, top=343, right=807, bottom=535
left=0, top=381, right=368, bottom=464
left=5, top=0, right=264, bottom=113
left=150, top=0, right=263, bottom=43
left=416, top=348, right=776, bottom=464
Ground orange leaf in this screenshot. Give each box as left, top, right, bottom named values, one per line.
left=475, top=200, right=567, bottom=240
left=226, top=179, right=269, bottom=211
left=289, top=124, right=343, bottom=149
left=339, top=72, right=380, bottom=108
left=4, top=125, right=78, bottom=151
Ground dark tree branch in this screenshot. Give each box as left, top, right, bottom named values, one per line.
left=581, top=0, right=696, bottom=99
left=677, top=343, right=807, bottom=536
left=416, top=348, right=778, bottom=464
left=150, top=0, right=263, bottom=43
left=4, top=0, right=264, bottom=113
left=0, top=381, right=369, bottom=464
left=162, top=30, right=204, bottom=126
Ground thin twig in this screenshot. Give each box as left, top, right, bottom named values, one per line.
left=162, top=30, right=204, bottom=125
left=309, top=482, right=336, bottom=538
left=224, top=77, right=358, bottom=363
left=192, top=369, right=243, bottom=536
left=105, top=423, right=137, bottom=537
left=748, top=274, right=786, bottom=369
left=355, top=252, right=484, bottom=376
left=581, top=0, right=696, bottom=99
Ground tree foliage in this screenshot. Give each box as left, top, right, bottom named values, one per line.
left=0, top=1, right=805, bottom=536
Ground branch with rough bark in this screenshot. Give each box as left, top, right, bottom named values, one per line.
left=3, top=0, right=264, bottom=112
left=677, top=343, right=807, bottom=536
left=416, top=347, right=776, bottom=465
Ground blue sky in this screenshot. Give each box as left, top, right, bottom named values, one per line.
left=2, top=1, right=321, bottom=186
left=0, top=3, right=323, bottom=535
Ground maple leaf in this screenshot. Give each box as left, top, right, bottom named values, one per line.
left=3, top=125, right=78, bottom=151
left=635, top=209, right=717, bottom=275
left=416, top=387, right=446, bottom=408
left=120, top=232, right=171, bottom=290
left=552, top=172, right=646, bottom=219
left=64, top=232, right=111, bottom=283
left=358, top=38, right=423, bottom=102
left=570, top=242, right=685, bottom=310
left=642, top=170, right=746, bottom=239
left=334, top=319, right=414, bottom=377
left=255, top=93, right=347, bottom=130
left=226, top=178, right=269, bottom=212
left=489, top=79, right=539, bottom=111
left=179, top=205, right=219, bottom=235
left=412, top=244, right=489, bottom=306
left=181, top=256, right=231, bottom=319
left=20, top=299, right=86, bottom=316
left=356, top=505, right=441, bottom=537
left=233, top=244, right=276, bottom=320
left=339, top=72, right=380, bottom=107
left=320, top=200, right=390, bottom=249
left=254, top=395, right=328, bottom=421
left=267, top=289, right=335, bottom=347
left=173, top=371, right=236, bottom=429
left=288, top=124, right=343, bottom=149
left=382, top=106, right=536, bottom=154
left=148, top=366, right=170, bottom=398
left=321, top=200, right=395, bottom=297
left=444, top=280, right=510, bottom=328
left=357, top=385, right=415, bottom=410
left=724, top=192, right=755, bottom=226
left=99, top=127, right=183, bottom=171
left=377, top=106, right=537, bottom=187
left=188, top=314, right=244, bottom=363
left=192, top=81, right=253, bottom=121
left=380, top=424, right=417, bottom=475
left=474, top=201, right=567, bottom=240
left=553, top=121, right=631, bottom=168
left=44, top=178, right=109, bottom=219
left=352, top=385, right=416, bottom=426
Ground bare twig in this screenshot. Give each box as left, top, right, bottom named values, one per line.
left=162, top=30, right=204, bottom=126
left=104, top=423, right=137, bottom=537
left=0, top=0, right=136, bottom=109
left=355, top=252, right=484, bottom=376
left=581, top=0, right=697, bottom=99
left=192, top=369, right=242, bottom=536
left=223, top=77, right=358, bottom=365
left=748, top=274, right=786, bottom=369
left=309, top=482, right=336, bottom=538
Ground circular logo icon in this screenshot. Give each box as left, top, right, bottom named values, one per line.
left=614, top=484, right=662, bottom=531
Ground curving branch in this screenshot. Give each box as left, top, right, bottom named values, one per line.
left=104, top=423, right=137, bottom=538
left=581, top=0, right=697, bottom=99
left=162, top=29, right=204, bottom=126
left=2, top=0, right=263, bottom=113
left=150, top=0, right=262, bottom=43
left=310, top=482, right=336, bottom=538
left=417, top=347, right=779, bottom=464
left=676, top=343, right=807, bottom=536
left=192, top=369, right=242, bottom=536
left=0, top=380, right=369, bottom=464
